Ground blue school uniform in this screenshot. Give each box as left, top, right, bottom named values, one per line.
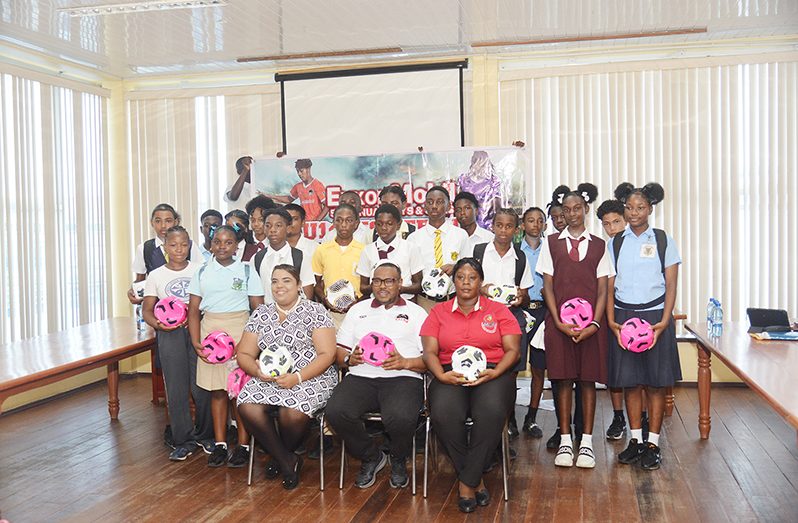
left=187, top=258, right=264, bottom=312
left=520, top=238, right=547, bottom=370
left=608, top=225, right=682, bottom=388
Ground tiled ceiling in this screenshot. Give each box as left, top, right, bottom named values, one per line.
left=1, top=0, right=797, bottom=78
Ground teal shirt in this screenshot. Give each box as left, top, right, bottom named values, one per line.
left=188, top=258, right=264, bottom=313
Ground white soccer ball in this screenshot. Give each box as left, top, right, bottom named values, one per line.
left=258, top=345, right=295, bottom=378
left=451, top=345, right=487, bottom=382
left=326, top=279, right=357, bottom=310
left=488, top=284, right=518, bottom=305
left=421, top=268, right=452, bottom=299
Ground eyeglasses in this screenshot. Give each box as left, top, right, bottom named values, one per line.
left=372, top=277, right=398, bottom=287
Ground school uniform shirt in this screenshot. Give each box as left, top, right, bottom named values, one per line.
left=356, top=236, right=424, bottom=300
left=322, top=222, right=373, bottom=245
left=337, top=298, right=428, bottom=380
left=187, top=258, right=264, bottom=313
left=480, top=242, right=534, bottom=290
left=520, top=239, right=544, bottom=301
left=131, top=237, right=204, bottom=275
left=312, top=239, right=366, bottom=298
left=536, top=228, right=614, bottom=278
left=223, top=180, right=254, bottom=208
left=406, top=220, right=469, bottom=271
left=609, top=225, right=681, bottom=311
left=420, top=296, right=521, bottom=365
left=256, top=243, right=315, bottom=303
left=199, top=243, right=213, bottom=262
left=290, top=178, right=327, bottom=221
left=463, top=225, right=494, bottom=257
left=144, top=261, right=202, bottom=302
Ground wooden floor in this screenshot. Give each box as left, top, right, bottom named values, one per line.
left=1, top=377, right=797, bottom=523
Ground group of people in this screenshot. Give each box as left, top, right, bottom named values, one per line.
left=130, top=166, right=681, bottom=514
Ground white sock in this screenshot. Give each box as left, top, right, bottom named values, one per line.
left=560, top=433, right=572, bottom=448
left=580, top=434, right=593, bottom=448
left=215, top=441, right=228, bottom=449
left=631, top=429, right=643, bottom=441
left=648, top=432, right=660, bottom=446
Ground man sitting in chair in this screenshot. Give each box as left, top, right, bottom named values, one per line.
left=326, top=262, right=428, bottom=489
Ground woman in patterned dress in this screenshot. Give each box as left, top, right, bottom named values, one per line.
left=237, top=264, right=338, bottom=490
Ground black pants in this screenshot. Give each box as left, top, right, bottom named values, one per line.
left=429, top=372, right=514, bottom=488
left=326, top=375, right=424, bottom=461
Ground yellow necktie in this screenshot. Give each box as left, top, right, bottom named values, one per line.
left=434, top=229, right=443, bottom=268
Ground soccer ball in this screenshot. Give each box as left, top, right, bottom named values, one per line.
left=258, top=345, right=295, bottom=377
left=153, top=296, right=188, bottom=326
left=620, top=318, right=655, bottom=353
left=421, top=268, right=452, bottom=299
left=488, top=284, right=518, bottom=305
left=359, top=331, right=396, bottom=367
left=226, top=367, right=251, bottom=399
left=451, top=345, right=487, bottom=382
left=131, top=280, right=146, bottom=299
left=326, top=279, right=357, bottom=310
left=559, top=297, right=594, bottom=330
left=201, top=331, right=235, bottom=364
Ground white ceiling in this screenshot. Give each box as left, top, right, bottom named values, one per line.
left=1, top=0, right=797, bottom=79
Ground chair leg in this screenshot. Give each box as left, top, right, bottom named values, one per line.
left=423, top=417, right=430, bottom=498
left=411, top=430, right=417, bottom=495
left=501, top=422, right=509, bottom=501
left=319, top=413, right=325, bottom=491
left=339, top=440, right=346, bottom=490
left=247, top=435, right=255, bottom=486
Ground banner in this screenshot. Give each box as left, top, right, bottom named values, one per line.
left=252, top=146, right=528, bottom=241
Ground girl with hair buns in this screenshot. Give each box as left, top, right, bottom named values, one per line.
left=608, top=182, right=681, bottom=471
left=536, top=183, right=613, bottom=470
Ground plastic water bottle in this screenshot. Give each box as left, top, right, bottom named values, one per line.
left=711, top=300, right=723, bottom=337
left=135, top=304, right=147, bottom=331
left=706, top=298, right=716, bottom=331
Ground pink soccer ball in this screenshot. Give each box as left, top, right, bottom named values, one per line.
left=359, top=331, right=396, bottom=367
left=201, top=330, right=235, bottom=364
left=153, top=296, right=188, bottom=326
left=620, top=318, right=655, bottom=352
left=226, top=368, right=251, bottom=399
left=560, top=298, right=594, bottom=330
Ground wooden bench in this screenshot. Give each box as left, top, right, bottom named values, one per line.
left=685, top=321, right=798, bottom=443
left=0, top=317, right=157, bottom=419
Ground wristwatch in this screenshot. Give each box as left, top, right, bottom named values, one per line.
left=343, top=354, right=351, bottom=367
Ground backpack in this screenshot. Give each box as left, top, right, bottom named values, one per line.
left=143, top=238, right=193, bottom=275
left=472, top=243, right=527, bottom=287
left=252, top=246, right=304, bottom=278
left=611, top=229, right=667, bottom=274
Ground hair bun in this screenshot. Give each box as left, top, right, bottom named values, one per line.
left=641, top=183, right=665, bottom=206
left=614, top=182, right=635, bottom=202
left=551, top=185, right=571, bottom=205
left=576, top=182, right=599, bottom=204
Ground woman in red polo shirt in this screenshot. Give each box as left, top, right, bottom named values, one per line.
left=420, top=258, right=521, bottom=514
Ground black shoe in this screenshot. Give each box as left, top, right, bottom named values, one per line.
left=388, top=456, right=409, bottom=488
left=227, top=445, right=249, bottom=468
left=618, top=439, right=645, bottom=464
left=355, top=452, right=388, bottom=489
left=640, top=442, right=661, bottom=470
left=606, top=413, right=627, bottom=440
left=457, top=497, right=477, bottom=513
left=546, top=429, right=561, bottom=450
left=265, top=459, right=281, bottom=479
left=307, top=435, right=334, bottom=460
left=522, top=414, right=543, bottom=438
left=507, top=416, right=519, bottom=440
left=163, top=425, right=175, bottom=450
left=475, top=488, right=490, bottom=507
left=282, top=455, right=303, bottom=490
left=641, top=413, right=650, bottom=442
left=207, top=444, right=228, bottom=467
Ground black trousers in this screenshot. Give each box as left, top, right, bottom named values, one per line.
left=429, top=372, right=514, bottom=488
left=326, top=375, right=424, bottom=461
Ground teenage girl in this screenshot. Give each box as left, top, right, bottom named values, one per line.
left=142, top=226, right=212, bottom=461
left=608, top=183, right=681, bottom=471
left=537, top=183, right=612, bottom=469
left=188, top=225, right=265, bottom=468
left=225, top=209, right=254, bottom=262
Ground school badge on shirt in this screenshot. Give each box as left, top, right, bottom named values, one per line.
left=640, top=244, right=657, bottom=258
left=231, top=277, right=245, bottom=291
left=451, top=252, right=459, bottom=262
left=481, top=313, right=497, bottom=334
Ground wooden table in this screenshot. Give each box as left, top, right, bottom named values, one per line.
left=0, top=318, right=156, bottom=419
left=685, top=322, right=798, bottom=441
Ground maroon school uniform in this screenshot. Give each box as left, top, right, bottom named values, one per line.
left=543, top=234, right=608, bottom=382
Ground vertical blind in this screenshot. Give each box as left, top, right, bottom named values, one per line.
left=499, top=60, right=798, bottom=324
left=0, top=72, right=110, bottom=344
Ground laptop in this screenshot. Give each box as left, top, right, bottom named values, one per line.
left=746, top=308, right=792, bottom=334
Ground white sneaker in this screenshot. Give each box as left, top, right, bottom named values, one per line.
left=555, top=445, right=574, bottom=467
left=576, top=446, right=596, bottom=468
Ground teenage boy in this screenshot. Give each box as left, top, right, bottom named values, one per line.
left=454, top=191, right=494, bottom=257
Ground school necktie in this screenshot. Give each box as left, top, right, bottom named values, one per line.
left=378, top=246, right=395, bottom=260
left=568, top=237, right=584, bottom=261
left=256, top=242, right=265, bottom=252
left=434, top=229, right=443, bottom=268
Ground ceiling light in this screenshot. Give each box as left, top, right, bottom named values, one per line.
left=58, top=0, right=227, bottom=17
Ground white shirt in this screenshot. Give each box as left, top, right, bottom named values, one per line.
left=293, top=235, right=319, bottom=265
left=143, top=261, right=202, bottom=302
left=131, top=237, right=204, bottom=275
left=223, top=180, right=254, bottom=209
left=254, top=243, right=315, bottom=303
left=356, top=236, right=424, bottom=300
left=406, top=220, right=469, bottom=271
left=480, top=242, right=534, bottom=290
left=463, top=225, right=494, bottom=257
left=322, top=222, right=372, bottom=245
left=337, top=298, right=428, bottom=380
left=536, top=228, right=614, bottom=278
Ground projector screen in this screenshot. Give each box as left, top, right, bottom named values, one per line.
left=280, top=66, right=463, bottom=156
